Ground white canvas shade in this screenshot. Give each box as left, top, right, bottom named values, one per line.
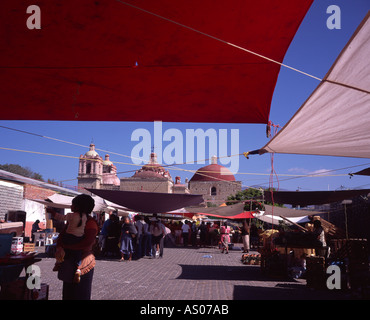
left=261, top=12, right=370, bottom=159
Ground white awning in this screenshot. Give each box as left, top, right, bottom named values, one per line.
left=255, top=213, right=310, bottom=226
left=35, top=193, right=131, bottom=214
left=261, top=12, right=370, bottom=159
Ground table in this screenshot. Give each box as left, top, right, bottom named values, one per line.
left=0, top=253, right=44, bottom=299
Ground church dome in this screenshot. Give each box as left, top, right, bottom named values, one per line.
left=102, top=173, right=120, bottom=186
left=190, top=156, right=235, bottom=182
left=132, top=152, right=171, bottom=180
left=85, top=143, right=99, bottom=157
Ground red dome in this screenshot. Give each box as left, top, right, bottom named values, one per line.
left=190, top=164, right=236, bottom=182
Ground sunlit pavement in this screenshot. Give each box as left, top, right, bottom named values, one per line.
left=32, top=244, right=351, bottom=300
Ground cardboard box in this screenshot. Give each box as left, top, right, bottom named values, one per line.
left=23, top=243, right=35, bottom=252
left=11, top=237, right=23, bottom=254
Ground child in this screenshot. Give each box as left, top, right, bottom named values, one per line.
left=49, top=194, right=94, bottom=283
left=220, top=222, right=231, bottom=254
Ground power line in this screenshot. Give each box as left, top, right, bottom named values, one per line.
left=2, top=125, right=370, bottom=191
left=0, top=125, right=145, bottom=164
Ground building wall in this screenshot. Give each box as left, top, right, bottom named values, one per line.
left=189, top=181, right=242, bottom=206
left=0, top=180, right=24, bottom=220
left=77, top=175, right=102, bottom=194
left=22, top=184, right=55, bottom=237
left=0, top=181, right=55, bottom=236
left=120, top=178, right=173, bottom=193
left=100, top=184, right=120, bottom=191
left=173, top=184, right=190, bottom=194
left=23, top=184, right=55, bottom=201
left=24, top=199, right=46, bottom=237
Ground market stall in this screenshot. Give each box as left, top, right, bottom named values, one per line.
left=0, top=234, right=47, bottom=300
left=255, top=208, right=369, bottom=293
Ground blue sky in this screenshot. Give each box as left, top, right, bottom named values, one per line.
left=1, top=0, right=370, bottom=192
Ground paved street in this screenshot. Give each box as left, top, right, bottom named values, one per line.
left=29, top=244, right=351, bottom=301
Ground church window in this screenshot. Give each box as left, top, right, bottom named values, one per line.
left=211, top=187, right=217, bottom=196
left=103, top=166, right=111, bottom=173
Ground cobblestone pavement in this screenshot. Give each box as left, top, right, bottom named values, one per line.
left=31, top=244, right=350, bottom=300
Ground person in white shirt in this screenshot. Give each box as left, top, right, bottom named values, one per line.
left=181, top=221, right=190, bottom=247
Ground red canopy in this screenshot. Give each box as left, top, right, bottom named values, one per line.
left=169, top=210, right=255, bottom=220
left=184, top=203, right=256, bottom=220
left=0, top=0, right=312, bottom=123
left=201, top=211, right=255, bottom=220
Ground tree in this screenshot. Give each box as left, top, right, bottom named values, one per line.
left=227, top=188, right=284, bottom=211
left=0, top=163, right=44, bottom=181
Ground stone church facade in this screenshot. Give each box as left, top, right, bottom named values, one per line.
left=77, top=144, right=241, bottom=205
left=77, top=143, right=120, bottom=193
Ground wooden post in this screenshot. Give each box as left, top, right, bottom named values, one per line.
left=44, top=207, right=53, bottom=230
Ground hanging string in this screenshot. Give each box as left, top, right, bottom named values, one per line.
left=0, top=124, right=146, bottom=164
left=266, top=121, right=281, bottom=245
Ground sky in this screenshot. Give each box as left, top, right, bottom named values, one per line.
left=0, top=0, right=370, bottom=193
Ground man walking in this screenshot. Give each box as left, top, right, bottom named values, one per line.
left=181, top=221, right=190, bottom=247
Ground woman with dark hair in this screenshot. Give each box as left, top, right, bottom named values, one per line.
left=53, top=194, right=98, bottom=300
left=50, top=194, right=95, bottom=281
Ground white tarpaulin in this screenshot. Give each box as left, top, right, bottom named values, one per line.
left=261, top=12, right=370, bottom=158
left=254, top=213, right=310, bottom=226
left=35, top=193, right=132, bottom=215
left=255, top=205, right=324, bottom=226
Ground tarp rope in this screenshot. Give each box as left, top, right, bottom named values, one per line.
left=266, top=121, right=281, bottom=245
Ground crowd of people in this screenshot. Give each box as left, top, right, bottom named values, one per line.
left=97, top=212, right=258, bottom=260
left=98, top=213, right=168, bottom=261
left=45, top=194, right=346, bottom=301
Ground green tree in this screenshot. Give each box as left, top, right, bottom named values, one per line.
left=227, top=188, right=283, bottom=211
left=0, top=163, right=44, bottom=181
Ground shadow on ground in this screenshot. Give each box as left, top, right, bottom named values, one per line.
left=176, top=264, right=292, bottom=282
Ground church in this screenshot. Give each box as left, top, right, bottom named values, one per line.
left=77, top=143, right=241, bottom=206
left=77, top=143, right=120, bottom=191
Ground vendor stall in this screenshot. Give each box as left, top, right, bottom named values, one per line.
left=256, top=211, right=369, bottom=294
left=259, top=228, right=327, bottom=280
left=0, top=233, right=48, bottom=300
